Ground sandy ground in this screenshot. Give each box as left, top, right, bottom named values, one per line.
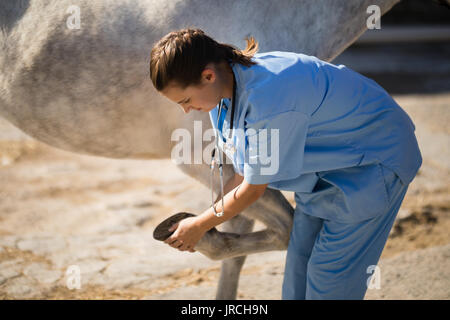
left=0, top=91, right=448, bottom=300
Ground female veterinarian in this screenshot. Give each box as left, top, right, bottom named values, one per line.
left=149, top=28, right=422, bottom=299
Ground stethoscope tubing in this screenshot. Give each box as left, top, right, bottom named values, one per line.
left=210, top=70, right=237, bottom=217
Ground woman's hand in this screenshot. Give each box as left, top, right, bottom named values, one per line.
left=164, top=217, right=206, bottom=252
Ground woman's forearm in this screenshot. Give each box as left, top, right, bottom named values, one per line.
left=196, top=176, right=263, bottom=232
left=214, top=172, right=244, bottom=203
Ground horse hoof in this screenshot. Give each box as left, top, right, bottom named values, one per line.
left=153, top=212, right=196, bottom=241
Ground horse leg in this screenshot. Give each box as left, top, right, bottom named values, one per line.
left=215, top=213, right=255, bottom=300
left=194, top=186, right=294, bottom=260
left=176, top=163, right=254, bottom=299
left=176, top=162, right=294, bottom=258
left=177, top=163, right=292, bottom=299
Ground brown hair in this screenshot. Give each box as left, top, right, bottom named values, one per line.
left=149, top=28, right=258, bottom=91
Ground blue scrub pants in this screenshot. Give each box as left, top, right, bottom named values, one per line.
left=282, top=164, right=409, bottom=299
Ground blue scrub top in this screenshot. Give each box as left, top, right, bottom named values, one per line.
left=209, top=51, right=422, bottom=221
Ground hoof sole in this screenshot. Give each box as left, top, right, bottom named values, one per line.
left=153, top=212, right=196, bottom=241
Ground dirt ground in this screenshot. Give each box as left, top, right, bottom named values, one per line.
left=0, top=91, right=448, bottom=300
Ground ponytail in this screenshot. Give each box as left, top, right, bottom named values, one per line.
left=221, top=36, right=259, bottom=67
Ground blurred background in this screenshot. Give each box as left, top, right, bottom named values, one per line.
left=335, top=0, right=450, bottom=94
left=0, top=0, right=449, bottom=299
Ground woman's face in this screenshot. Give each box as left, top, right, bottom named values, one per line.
left=160, top=62, right=229, bottom=114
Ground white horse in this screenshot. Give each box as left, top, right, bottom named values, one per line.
left=0, top=0, right=400, bottom=299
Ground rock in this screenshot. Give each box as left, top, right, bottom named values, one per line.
left=16, top=237, right=67, bottom=255
left=22, top=262, right=62, bottom=285
left=2, top=277, right=34, bottom=298
left=0, top=259, right=23, bottom=281
left=76, top=260, right=109, bottom=274
left=0, top=236, right=18, bottom=248
left=0, top=267, right=21, bottom=286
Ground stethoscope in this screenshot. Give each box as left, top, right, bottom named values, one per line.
left=210, top=72, right=237, bottom=217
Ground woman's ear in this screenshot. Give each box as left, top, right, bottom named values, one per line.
left=201, top=63, right=217, bottom=83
